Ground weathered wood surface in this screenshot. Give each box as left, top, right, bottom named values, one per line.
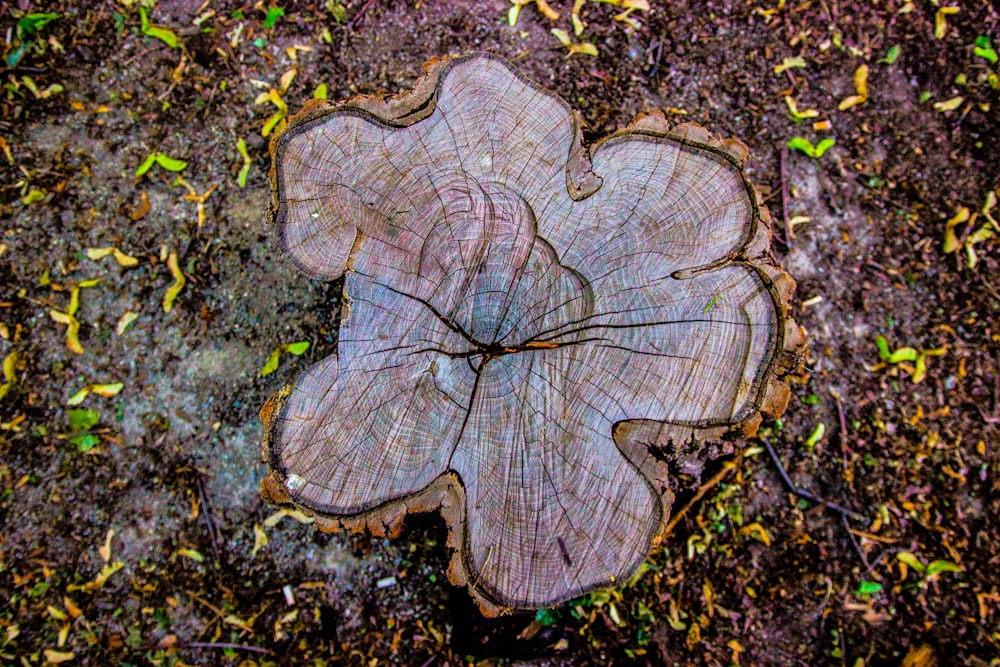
left=260, top=53, right=803, bottom=614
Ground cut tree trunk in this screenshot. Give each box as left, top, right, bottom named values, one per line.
left=259, top=53, right=805, bottom=615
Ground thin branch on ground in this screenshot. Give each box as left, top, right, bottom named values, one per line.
left=759, top=436, right=865, bottom=521
left=180, top=643, right=270, bottom=655
left=662, top=452, right=744, bottom=537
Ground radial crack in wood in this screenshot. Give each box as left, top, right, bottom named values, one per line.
left=260, top=53, right=804, bottom=615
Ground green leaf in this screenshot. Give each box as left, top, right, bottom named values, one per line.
left=145, top=24, right=179, bottom=48
left=805, top=422, right=826, bottom=448
left=139, top=8, right=179, bottom=48
left=70, top=433, right=100, bottom=452
left=926, top=560, right=962, bottom=576
left=813, top=138, right=835, bottom=157
left=68, top=408, right=100, bottom=433
left=154, top=154, right=187, bottom=172
left=878, top=45, right=900, bottom=65
left=260, top=349, right=282, bottom=377
left=856, top=580, right=882, bottom=595
left=67, top=388, right=90, bottom=406
left=313, top=83, right=328, bottom=100
left=5, top=43, right=27, bottom=68
left=876, top=335, right=890, bottom=361
left=896, top=551, right=925, bottom=573
left=534, top=608, right=559, bottom=627
left=236, top=138, right=251, bottom=187
left=888, top=346, right=918, bottom=363
left=135, top=153, right=158, bottom=177
left=284, top=341, right=310, bottom=356
left=787, top=137, right=835, bottom=159
left=21, top=189, right=46, bottom=205
left=18, top=13, right=60, bottom=34
left=787, top=137, right=815, bottom=155
left=264, top=6, right=285, bottom=28
left=974, top=36, right=998, bottom=64
left=327, top=0, right=346, bottom=23
left=261, top=111, right=284, bottom=137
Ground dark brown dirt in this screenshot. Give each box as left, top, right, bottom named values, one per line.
left=0, top=1, right=998, bottom=666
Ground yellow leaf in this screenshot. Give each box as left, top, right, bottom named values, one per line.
left=85, top=247, right=115, bottom=261
left=223, top=614, right=253, bottom=632
left=66, top=561, right=124, bottom=593
left=773, top=56, right=806, bottom=74
left=740, top=522, right=772, bottom=546
left=68, top=382, right=123, bottom=405
left=112, top=248, right=139, bottom=267
left=47, top=605, right=68, bottom=621
left=853, top=64, right=869, bottom=98
left=571, top=0, right=585, bottom=35
left=838, top=64, right=868, bottom=110
left=43, top=650, right=75, bottom=664
left=550, top=28, right=571, bottom=46
left=252, top=523, right=268, bottom=557
left=98, top=528, right=115, bottom=563
left=965, top=223, right=995, bottom=268
left=2, top=351, right=17, bottom=383
left=64, top=597, right=82, bottom=619
left=67, top=387, right=90, bottom=405
left=279, top=68, right=296, bottom=94
left=50, top=310, right=71, bottom=325
left=260, top=348, right=282, bottom=377
left=177, top=547, right=204, bottom=563
left=50, top=310, right=84, bottom=355
left=569, top=42, right=598, bottom=57
left=535, top=0, right=560, bottom=20
left=943, top=206, right=970, bottom=253
left=68, top=287, right=80, bottom=317
left=267, top=88, right=288, bottom=114
left=264, top=508, right=315, bottom=527
left=784, top=95, right=818, bottom=120
left=934, top=6, right=958, bottom=39
left=65, top=318, right=83, bottom=354
left=933, top=96, right=964, bottom=112
left=982, top=190, right=999, bottom=231
left=116, top=311, right=139, bottom=335
left=92, top=383, right=124, bottom=397
left=163, top=251, right=185, bottom=313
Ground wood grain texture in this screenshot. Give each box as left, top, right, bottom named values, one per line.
left=260, top=53, right=804, bottom=614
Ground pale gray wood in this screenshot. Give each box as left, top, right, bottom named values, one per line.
left=261, top=53, right=799, bottom=613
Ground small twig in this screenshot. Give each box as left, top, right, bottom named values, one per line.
left=7, top=65, right=49, bottom=74
left=418, top=656, right=437, bottom=667
left=122, top=46, right=160, bottom=68
left=981, top=273, right=1000, bottom=302
left=779, top=146, right=792, bottom=247
left=760, top=436, right=864, bottom=521
left=194, top=471, right=222, bottom=561
left=181, top=642, right=270, bottom=655
left=978, top=348, right=1000, bottom=424
left=348, top=0, right=379, bottom=29
left=649, top=25, right=667, bottom=79
left=842, top=515, right=870, bottom=570
left=831, top=390, right=850, bottom=475
left=663, top=452, right=743, bottom=537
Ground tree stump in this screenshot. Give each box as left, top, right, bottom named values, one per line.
left=259, top=53, right=804, bottom=615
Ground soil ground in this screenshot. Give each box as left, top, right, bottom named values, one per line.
left=1, top=1, right=998, bottom=665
